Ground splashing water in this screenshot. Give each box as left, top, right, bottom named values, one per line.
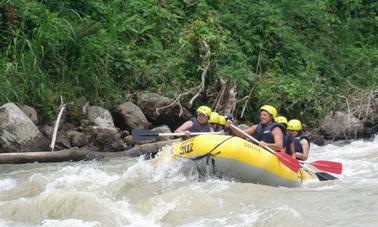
left=0, top=137, right=378, bottom=226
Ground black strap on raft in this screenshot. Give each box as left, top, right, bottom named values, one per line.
left=191, top=136, right=234, bottom=161
left=190, top=136, right=234, bottom=177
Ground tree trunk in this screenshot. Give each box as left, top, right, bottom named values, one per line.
left=0, top=148, right=88, bottom=164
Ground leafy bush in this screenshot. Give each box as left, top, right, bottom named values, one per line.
left=0, top=0, right=376, bottom=126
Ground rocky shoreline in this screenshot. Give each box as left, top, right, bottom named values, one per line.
left=1, top=92, right=377, bottom=164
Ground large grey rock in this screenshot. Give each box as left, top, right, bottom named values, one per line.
left=124, top=135, right=135, bottom=145
left=84, top=126, right=127, bottom=152
left=0, top=103, right=48, bottom=152
left=87, top=106, right=115, bottom=129
left=19, top=105, right=39, bottom=125
left=136, top=92, right=191, bottom=128
left=67, top=131, right=88, bottom=147
left=117, top=102, right=150, bottom=129
left=321, top=111, right=364, bottom=139
left=363, top=95, right=378, bottom=126
left=307, top=132, right=325, bottom=146
left=40, top=125, right=54, bottom=139
left=237, top=124, right=250, bottom=130
left=152, top=125, right=173, bottom=141
left=40, top=125, right=70, bottom=150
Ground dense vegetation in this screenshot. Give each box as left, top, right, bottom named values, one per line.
left=0, top=0, right=377, bottom=124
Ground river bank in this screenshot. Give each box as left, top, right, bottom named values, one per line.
left=1, top=91, right=377, bottom=164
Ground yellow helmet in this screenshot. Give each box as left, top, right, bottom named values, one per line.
left=260, top=105, right=278, bottom=119
left=275, top=116, right=288, bottom=126
left=218, top=116, right=226, bottom=126
left=196, top=106, right=212, bottom=117
left=287, top=119, right=302, bottom=131
left=209, top=112, right=220, bottom=123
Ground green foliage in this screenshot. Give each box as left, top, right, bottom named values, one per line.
left=0, top=0, right=376, bottom=125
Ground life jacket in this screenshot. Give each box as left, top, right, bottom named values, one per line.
left=213, top=124, right=224, bottom=133
left=224, top=128, right=232, bottom=135
left=292, top=133, right=310, bottom=154
left=252, top=122, right=285, bottom=144
left=188, top=117, right=211, bottom=132
left=283, top=133, right=293, bottom=155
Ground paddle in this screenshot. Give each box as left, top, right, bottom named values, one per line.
left=301, top=160, right=343, bottom=174
left=132, top=129, right=219, bottom=143
left=300, top=164, right=338, bottom=181
left=230, top=125, right=300, bottom=172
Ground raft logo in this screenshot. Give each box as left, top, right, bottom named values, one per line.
left=179, top=142, right=194, bottom=155
left=243, top=141, right=261, bottom=152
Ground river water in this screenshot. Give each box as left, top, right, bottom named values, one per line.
left=0, top=136, right=377, bottom=227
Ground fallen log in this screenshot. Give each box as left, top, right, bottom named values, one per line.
left=0, top=148, right=89, bottom=164
left=0, top=139, right=181, bottom=164
left=91, top=139, right=181, bottom=159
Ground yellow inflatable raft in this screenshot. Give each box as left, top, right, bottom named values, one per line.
left=171, top=135, right=317, bottom=187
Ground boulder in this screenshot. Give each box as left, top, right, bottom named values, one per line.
left=40, top=125, right=54, bottom=139
left=87, top=106, right=115, bottom=129
left=321, top=111, right=364, bottom=139
left=67, top=131, right=88, bottom=147
left=127, top=125, right=173, bottom=145
left=363, top=96, right=378, bottom=128
left=237, top=124, right=250, bottom=130
left=55, top=132, right=71, bottom=149
left=62, top=122, right=75, bottom=131
left=0, top=103, right=49, bottom=152
left=152, top=125, right=173, bottom=141
left=84, top=126, right=127, bottom=152
left=19, top=105, right=39, bottom=125
left=116, top=102, right=150, bottom=129
left=123, top=135, right=135, bottom=145
left=40, top=125, right=69, bottom=150
left=80, top=119, right=92, bottom=128
left=306, top=133, right=325, bottom=146
left=136, top=92, right=191, bottom=128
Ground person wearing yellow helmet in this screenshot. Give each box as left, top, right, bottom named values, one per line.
left=209, top=112, right=225, bottom=134
left=226, top=105, right=284, bottom=151
left=287, top=119, right=310, bottom=161
left=175, top=105, right=213, bottom=136
left=275, top=116, right=293, bottom=156
left=275, top=116, right=288, bottom=128
left=218, top=116, right=226, bottom=127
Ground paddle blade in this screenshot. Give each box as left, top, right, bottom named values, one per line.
left=311, top=160, right=343, bottom=174
left=132, top=129, right=158, bottom=142
left=275, top=151, right=300, bottom=172
left=315, top=172, right=338, bottom=181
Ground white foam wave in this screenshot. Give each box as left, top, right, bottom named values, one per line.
left=308, top=136, right=378, bottom=183
left=121, top=145, right=191, bottom=185
left=0, top=178, right=17, bottom=191
left=41, top=219, right=100, bottom=227
left=43, top=165, right=120, bottom=194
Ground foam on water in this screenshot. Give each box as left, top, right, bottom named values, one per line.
left=121, top=146, right=188, bottom=184
left=0, top=178, right=17, bottom=191
left=309, top=136, right=378, bottom=180
left=40, top=219, right=100, bottom=227
left=43, top=165, right=121, bottom=194
left=0, top=137, right=377, bottom=226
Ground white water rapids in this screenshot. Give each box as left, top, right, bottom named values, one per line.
left=0, top=136, right=377, bottom=227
